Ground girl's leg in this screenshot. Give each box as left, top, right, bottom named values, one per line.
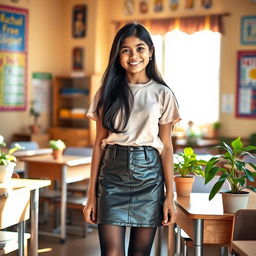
left=98, top=224, right=126, bottom=256
left=128, top=227, right=157, bottom=256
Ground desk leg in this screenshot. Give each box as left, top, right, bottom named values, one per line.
left=30, top=188, right=39, bottom=256
left=18, top=221, right=25, bottom=256
left=194, top=219, right=204, bottom=256
left=60, top=165, right=67, bottom=243
left=175, top=224, right=181, bottom=256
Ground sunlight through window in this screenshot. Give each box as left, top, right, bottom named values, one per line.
left=153, top=30, right=221, bottom=127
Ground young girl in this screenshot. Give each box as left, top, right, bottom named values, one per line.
left=83, top=23, right=180, bottom=256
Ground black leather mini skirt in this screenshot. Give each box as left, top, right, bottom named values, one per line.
left=97, top=144, right=165, bottom=227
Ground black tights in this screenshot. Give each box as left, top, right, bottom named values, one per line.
left=98, top=224, right=157, bottom=256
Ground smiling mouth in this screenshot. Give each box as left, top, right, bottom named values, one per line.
left=129, top=61, right=142, bottom=66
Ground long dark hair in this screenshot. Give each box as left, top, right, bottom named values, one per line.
left=96, top=22, right=168, bottom=133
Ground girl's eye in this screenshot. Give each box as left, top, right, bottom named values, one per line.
left=137, top=47, right=145, bottom=52
left=120, top=49, right=129, bottom=54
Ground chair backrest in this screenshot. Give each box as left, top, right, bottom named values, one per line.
left=64, top=147, right=93, bottom=157
left=232, top=209, right=256, bottom=240
left=9, top=141, right=39, bottom=150
left=191, top=175, right=231, bottom=193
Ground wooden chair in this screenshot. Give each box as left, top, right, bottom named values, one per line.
left=230, top=209, right=256, bottom=255
left=54, top=196, right=88, bottom=237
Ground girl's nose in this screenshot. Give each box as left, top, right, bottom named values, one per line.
left=129, top=50, right=137, bottom=59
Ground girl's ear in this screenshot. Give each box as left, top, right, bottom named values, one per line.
left=149, top=47, right=153, bottom=58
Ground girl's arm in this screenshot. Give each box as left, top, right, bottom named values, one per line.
left=83, top=119, right=108, bottom=224
left=159, top=122, right=177, bottom=226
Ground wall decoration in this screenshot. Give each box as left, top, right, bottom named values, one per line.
left=72, top=47, right=84, bottom=71
left=236, top=51, right=256, bottom=118
left=240, top=16, right=256, bottom=45
left=72, top=5, right=87, bottom=38
left=0, top=5, right=28, bottom=111
left=202, top=0, right=212, bottom=9
left=124, top=0, right=134, bottom=15
left=170, top=0, right=179, bottom=11
left=139, top=0, right=149, bottom=14
left=185, top=0, right=194, bottom=9
left=154, top=0, right=163, bottom=12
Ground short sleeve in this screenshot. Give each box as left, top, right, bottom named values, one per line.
left=159, top=89, right=181, bottom=125
left=86, top=88, right=101, bottom=121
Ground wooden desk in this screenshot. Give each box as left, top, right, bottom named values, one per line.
left=0, top=179, right=50, bottom=256
left=171, top=192, right=256, bottom=256
left=175, top=139, right=219, bottom=151
left=231, top=241, right=256, bottom=256
left=21, top=155, right=91, bottom=242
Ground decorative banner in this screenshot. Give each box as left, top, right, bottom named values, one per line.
left=72, top=5, right=87, bottom=38
left=124, top=0, right=135, bottom=15
left=236, top=51, right=256, bottom=118
left=154, top=0, right=163, bottom=12
left=139, top=0, right=149, bottom=14
left=202, top=0, right=212, bottom=9
left=170, top=0, right=179, bottom=11
left=185, top=0, right=194, bottom=9
left=0, top=5, right=28, bottom=111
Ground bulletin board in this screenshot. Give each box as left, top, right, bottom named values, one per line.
left=0, top=5, right=28, bottom=111
left=236, top=51, right=256, bottom=118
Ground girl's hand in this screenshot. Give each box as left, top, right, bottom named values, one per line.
left=83, top=198, right=97, bottom=224
left=162, top=197, right=177, bottom=226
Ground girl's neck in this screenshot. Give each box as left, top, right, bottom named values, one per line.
left=126, top=73, right=150, bottom=84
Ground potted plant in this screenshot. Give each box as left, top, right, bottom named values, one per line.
left=30, top=100, right=41, bottom=133
left=205, top=137, right=256, bottom=213
left=49, top=139, right=66, bottom=160
left=212, top=121, right=221, bottom=138
left=0, top=135, right=24, bottom=183
left=174, top=147, right=207, bottom=196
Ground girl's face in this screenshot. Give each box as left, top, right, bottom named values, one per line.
left=119, top=36, right=152, bottom=81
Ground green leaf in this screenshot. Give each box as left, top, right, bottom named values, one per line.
left=231, top=137, right=243, bottom=150
left=244, top=169, right=255, bottom=182
left=241, top=146, right=256, bottom=152
left=222, top=142, right=233, bottom=155
left=184, top=147, right=194, bottom=156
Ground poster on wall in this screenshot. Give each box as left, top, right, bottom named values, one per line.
left=72, top=5, right=87, bottom=38
left=240, top=16, right=256, bottom=45
left=32, top=72, right=52, bottom=113
left=236, top=51, right=256, bottom=118
left=0, top=5, right=28, bottom=111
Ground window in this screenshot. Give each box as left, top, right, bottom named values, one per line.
left=152, top=30, right=221, bottom=128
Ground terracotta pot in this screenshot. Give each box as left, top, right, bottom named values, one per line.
left=29, top=124, right=40, bottom=134
left=221, top=191, right=249, bottom=213
left=0, top=163, right=16, bottom=183
left=52, top=149, right=63, bottom=160
left=174, top=176, right=195, bottom=196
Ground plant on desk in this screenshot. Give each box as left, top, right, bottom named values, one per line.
left=49, top=139, right=66, bottom=160
left=205, top=137, right=256, bottom=213
left=0, top=135, right=24, bottom=182
left=30, top=100, right=41, bottom=133
left=174, top=147, right=207, bottom=196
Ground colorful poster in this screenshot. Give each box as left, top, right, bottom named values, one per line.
left=202, top=0, right=212, bottom=9
left=139, top=0, right=149, bottom=14
left=154, top=0, right=163, bottom=12
left=170, top=0, right=179, bottom=11
left=124, top=0, right=135, bottom=15
left=185, top=0, right=194, bottom=9
left=236, top=51, right=256, bottom=118
left=0, top=5, right=28, bottom=111
left=72, top=5, right=87, bottom=38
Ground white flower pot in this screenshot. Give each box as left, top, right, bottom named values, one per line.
left=0, top=163, right=16, bottom=183
left=221, top=191, right=249, bottom=213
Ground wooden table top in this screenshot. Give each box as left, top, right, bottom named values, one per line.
left=231, top=241, right=256, bottom=256
left=175, top=191, right=256, bottom=220
left=20, top=154, right=92, bottom=166
left=0, top=178, right=51, bottom=191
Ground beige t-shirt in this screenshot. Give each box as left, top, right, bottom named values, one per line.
left=86, top=79, right=181, bottom=154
